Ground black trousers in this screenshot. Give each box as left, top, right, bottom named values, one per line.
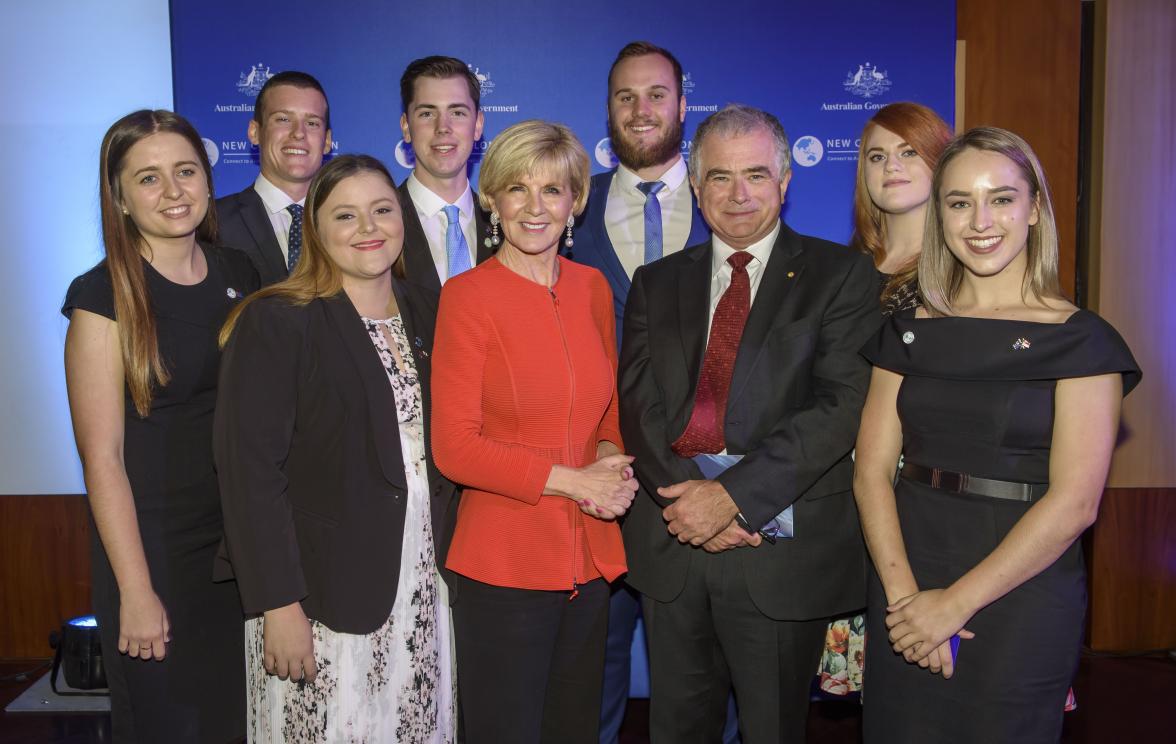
left=643, top=549, right=828, bottom=744
left=451, top=574, right=609, bottom=744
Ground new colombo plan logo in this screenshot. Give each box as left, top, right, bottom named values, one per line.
left=595, top=138, right=619, bottom=169
left=792, top=136, right=824, bottom=167
left=394, top=140, right=416, bottom=169
left=201, top=138, right=220, bottom=167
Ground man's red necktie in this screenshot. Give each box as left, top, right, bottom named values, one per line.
left=672, top=251, right=754, bottom=457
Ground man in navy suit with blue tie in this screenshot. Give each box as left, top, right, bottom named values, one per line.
left=569, top=41, right=716, bottom=744
left=572, top=42, right=710, bottom=347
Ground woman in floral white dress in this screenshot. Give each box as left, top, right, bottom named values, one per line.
left=215, top=154, right=457, bottom=742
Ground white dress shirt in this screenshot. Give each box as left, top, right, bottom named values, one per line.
left=605, top=157, right=694, bottom=279
left=706, top=221, right=781, bottom=337
left=252, top=174, right=304, bottom=265
left=405, top=173, right=477, bottom=286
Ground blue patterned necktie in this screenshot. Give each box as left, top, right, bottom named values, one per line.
left=286, top=203, right=303, bottom=272
left=636, top=180, right=666, bottom=265
left=442, top=204, right=472, bottom=279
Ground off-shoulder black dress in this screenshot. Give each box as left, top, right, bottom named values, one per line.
left=859, top=309, right=1140, bottom=744
left=62, top=245, right=258, bottom=743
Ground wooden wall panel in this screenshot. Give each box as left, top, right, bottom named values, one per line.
left=957, top=0, right=1082, bottom=298
left=0, top=495, right=90, bottom=659
left=1095, top=0, right=1176, bottom=488
left=1088, top=488, right=1176, bottom=651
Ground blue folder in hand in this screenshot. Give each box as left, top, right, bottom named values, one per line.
left=691, top=454, right=795, bottom=540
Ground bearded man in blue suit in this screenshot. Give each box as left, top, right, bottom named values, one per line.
left=571, top=42, right=710, bottom=348
left=569, top=41, right=726, bottom=744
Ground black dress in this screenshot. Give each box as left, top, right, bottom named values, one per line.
left=859, top=308, right=1140, bottom=744
left=62, top=245, right=258, bottom=743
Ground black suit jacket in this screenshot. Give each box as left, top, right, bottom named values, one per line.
left=397, top=180, right=493, bottom=292
left=619, top=224, right=880, bottom=621
left=213, top=278, right=458, bottom=634
left=217, top=187, right=288, bottom=287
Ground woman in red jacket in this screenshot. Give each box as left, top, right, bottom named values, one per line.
left=431, top=120, right=637, bottom=744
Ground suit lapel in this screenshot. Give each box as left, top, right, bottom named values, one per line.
left=239, top=189, right=288, bottom=280
left=686, top=190, right=711, bottom=247
left=397, top=182, right=443, bottom=294
left=727, top=225, right=805, bottom=408
left=392, top=278, right=449, bottom=525
left=587, top=172, right=633, bottom=300
left=322, top=293, right=408, bottom=490
left=676, top=243, right=713, bottom=427
left=391, top=278, right=434, bottom=458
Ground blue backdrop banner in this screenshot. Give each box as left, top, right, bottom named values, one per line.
left=171, top=0, right=955, bottom=244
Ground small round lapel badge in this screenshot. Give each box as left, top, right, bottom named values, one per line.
left=1013, top=337, right=1031, bottom=350
left=226, top=287, right=239, bottom=299
left=902, top=331, right=915, bottom=344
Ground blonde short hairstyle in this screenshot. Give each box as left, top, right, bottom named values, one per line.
left=477, top=120, right=590, bottom=215
left=920, top=126, right=1061, bottom=316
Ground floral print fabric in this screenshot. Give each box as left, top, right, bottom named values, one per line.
left=243, top=314, right=455, bottom=742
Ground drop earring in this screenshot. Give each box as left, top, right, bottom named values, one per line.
left=486, top=212, right=501, bottom=248
left=564, top=215, right=575, bottom=249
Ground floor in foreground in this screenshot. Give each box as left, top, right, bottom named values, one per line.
left=1, top=652, right=1173, bottom=742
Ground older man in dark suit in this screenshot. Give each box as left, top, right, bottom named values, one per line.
left=619, top=104, right=879, bottom=743
left=217, top=71, right=332, bottom=286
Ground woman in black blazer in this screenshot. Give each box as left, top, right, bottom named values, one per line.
left=214, top=154, right=458, bottom=743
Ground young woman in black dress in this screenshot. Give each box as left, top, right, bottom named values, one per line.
left=854, top=127, right=1140, bottom=743
left=63, top=110, right=256, bottom=742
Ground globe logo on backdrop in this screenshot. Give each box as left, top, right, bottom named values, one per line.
left=201, top=138, right=220, bottom=167
left=595, top=138, right=618, bottom=169
left=468, top=139, right=491, bottom=166
left=792, top=136, right=824, bottom=167
left=395, top=140, right=416, bottom=169
left=843, top=62, right=892, bottom=99
left=236, top=63, right=273, bottom=97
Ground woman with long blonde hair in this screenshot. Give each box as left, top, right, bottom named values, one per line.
left=855, top=127, right=1139, bottom=742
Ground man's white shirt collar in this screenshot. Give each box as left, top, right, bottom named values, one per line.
left=253, top=174, right=302, bottom=215
left=710, top=221, right=781, bottom=275
left=406, top=172, right=475, bottom=219
left=614, top=156, right=688, bottom=196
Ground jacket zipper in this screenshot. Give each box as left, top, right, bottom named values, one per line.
left=550, top=286, right=580, bottom=600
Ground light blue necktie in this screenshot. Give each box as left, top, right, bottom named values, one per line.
left=636, top=180, right=666, bottom=265
left=286, top=203, right=303, bottom=271
left=442, top=204, right=472, bottom=279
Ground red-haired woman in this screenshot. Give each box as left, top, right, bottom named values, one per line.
left=819, top=102, right=952, bottom=696
left=853, top=101, right=953, bottom=313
